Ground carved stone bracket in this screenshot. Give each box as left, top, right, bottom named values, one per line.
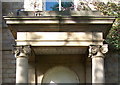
left=12, top=45, right=31, bottom=58
left=88, top=44, right=108, bottom=58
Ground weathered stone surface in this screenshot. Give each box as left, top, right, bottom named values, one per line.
left=86, top=59, right=92, bottom=83
left=105, top=52, right=119, bottom=83
left=2, top=51, right=16, bottom=83
left=2, top=2, right=24, bottom=16
left=2, top=28, right=15, bottom=50
left=0, top=1, right=2, bottom=84
left=28, top=62, right=35, bottom=83
left=3, top=78, right=15, bottom=83
left=16, top=32, right=103, bottom=46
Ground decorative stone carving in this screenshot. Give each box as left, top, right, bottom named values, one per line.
left=88, top=44, right=108, bottom=58
left=13, top=45, right=31, bottom=58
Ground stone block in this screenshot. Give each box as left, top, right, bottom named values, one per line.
left=2, top=64, right=9, bottom=68
left=2, top=28, right=14, bottom=40
left=3, top=78, right=15, bottom=83
left=3, top=69, right=15, bottom=74
left=0, top=68, right=2, bottom=74
left=105, top=52, right=119, bottom=83
left=3, top=60, right=16, bottom=64
left=2, top=74, right=9, bottom=78
left=2, top=64, right=16, bottom=70
left=17, top=32, right=103, bottom=46
left=2, top=51, right=12, bottom=55
left=2, top=28, right=15, bottom=50
left=8, top=64, right=16, bottom=69
left=8, top=74, right=16, bottom=78
left=2, top=53, right=15, bottom=60
left=2, top=2, right=24, bottom=16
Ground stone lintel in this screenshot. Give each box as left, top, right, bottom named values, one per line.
left=16, top=32, right=103, bottom=46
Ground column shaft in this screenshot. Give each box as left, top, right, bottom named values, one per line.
left=89, top=44, right=108, bottom=84
left=16, top=57, right=28, bottom=83
left=13, top=45, right=31, bottom=84
left=92, top=57, right=104, bottom=83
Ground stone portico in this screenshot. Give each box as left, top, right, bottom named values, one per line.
left=4, top=14, right=115, bottom=84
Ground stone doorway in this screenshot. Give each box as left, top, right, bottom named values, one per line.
left=36, top=54, right=86, bottom=83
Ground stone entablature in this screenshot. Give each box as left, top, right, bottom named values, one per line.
left=4, top=16, right=115, bottom=40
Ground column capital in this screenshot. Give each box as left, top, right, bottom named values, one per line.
left=88, top=44, right=108, bottom=58
left=12, top=45, right=31, bottom=58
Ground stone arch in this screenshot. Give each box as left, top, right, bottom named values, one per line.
left=42, top=66, right=80, bottom=84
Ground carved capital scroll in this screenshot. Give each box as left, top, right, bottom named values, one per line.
left=88, top=44, right=108, bottom=58
left=12, top=45, right=31, bottom=58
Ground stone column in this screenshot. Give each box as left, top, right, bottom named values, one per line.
left=13, top=45, right=31, bottom=84
left=89, top=44, right=108, bottom=84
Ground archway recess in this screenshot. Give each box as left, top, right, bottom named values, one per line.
left=42, top=66, right=80, bottom=84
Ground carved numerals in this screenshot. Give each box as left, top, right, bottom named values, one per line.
left=89, top=44, right=108, bottom=57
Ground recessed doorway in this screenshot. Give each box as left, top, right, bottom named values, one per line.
left=42, top=66, right=80, bottom=84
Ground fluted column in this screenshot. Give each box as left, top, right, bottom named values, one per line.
left=13, top=45, right=31, bottom=84
left=89, top=44, right=108, bottom=84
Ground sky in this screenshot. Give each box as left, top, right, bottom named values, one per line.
left=46, top=1, right=58, bottom=11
